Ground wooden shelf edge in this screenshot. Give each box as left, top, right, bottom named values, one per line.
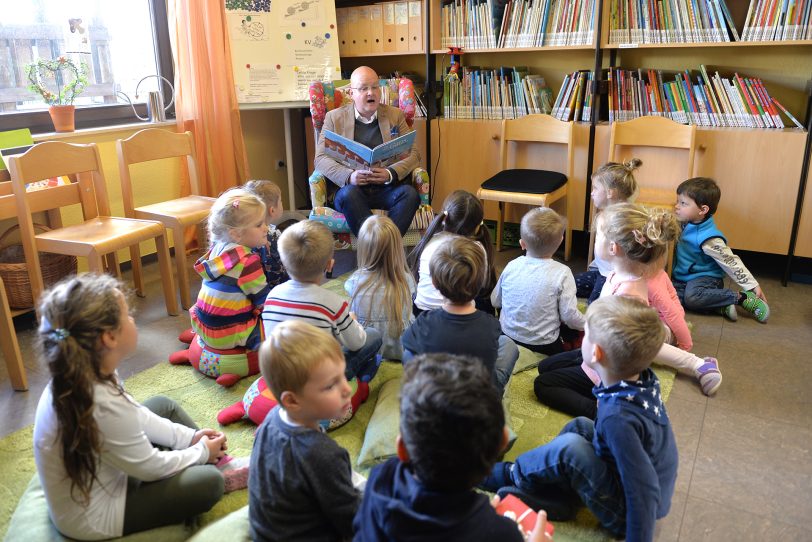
left=341, top=50, right=426, bottom=57
left=602, top=39, right=812, bottom=49
left=10, top=307, right=34, bottom=318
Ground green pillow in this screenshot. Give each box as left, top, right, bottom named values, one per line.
left=356, top=377, right=402, bottom=469
left=188, top=505, right=250, bottom=542
left=512, top=345, right=546, bottom=374
left=6, top=475, right=191, bottom=541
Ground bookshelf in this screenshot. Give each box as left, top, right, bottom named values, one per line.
left=333, top=0, right=812, bottom=261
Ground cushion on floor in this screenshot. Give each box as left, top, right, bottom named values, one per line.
left=6, top=475, right=191, bottom=542
left=480, top=169, right=567, bottom=194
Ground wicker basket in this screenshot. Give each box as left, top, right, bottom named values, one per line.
left=0, top=224, right=78, bottom=309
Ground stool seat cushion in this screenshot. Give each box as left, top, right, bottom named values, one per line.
left=481, top=169, right=567, bottom=194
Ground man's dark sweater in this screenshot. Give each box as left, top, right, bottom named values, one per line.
left=249, top=406, right=360, bottom=542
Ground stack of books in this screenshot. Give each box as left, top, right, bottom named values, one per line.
left=552, top=70, right=594, bottom=121
left=443, top=66, right=553, bottom=119
left=742, top=0, right=812, bottom=40
left=605, top=65, right=803, bottom=128
left=440, top=0, right=597, bottom=49
left=608, top=0, right=739, bottom=44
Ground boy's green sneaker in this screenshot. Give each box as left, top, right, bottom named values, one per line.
left=740, top=291, right=770, bottom=323
left=719, top=304, right=738, bottom=322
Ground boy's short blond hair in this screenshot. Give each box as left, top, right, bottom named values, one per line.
left=429, top=234, right=485, bottom=304
left=260, top=320, right=344, bottom=400
left=585, top=295, right=665, bottom=378
left=278, top=220, right=334, bottom=280
left=244, top=179, right=282, bottom=210
left=520, top=207, right=565, bottom=256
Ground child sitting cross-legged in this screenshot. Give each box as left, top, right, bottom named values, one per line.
left=482, top=296, right=678, bottom=542
left=492, top=207, right=585, bottom=356
left=401, top=235, right=519, bottom=396
left=354, top=352, right=553, bottom=542
left=673, top=177, right=770, bottom=323
left=263, top=220, right=382, bottom=384
left=345, top=215, right=415, bottom=361
left=250, top=320, right=365, bottom=542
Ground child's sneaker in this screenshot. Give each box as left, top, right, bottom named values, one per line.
left=740, top=291, right=769, bottom=323
left=696, top=358, right=722, bottom=396
left=719, top=304, right=738, bottom=322
left=216, top=455, right=250, bottom=493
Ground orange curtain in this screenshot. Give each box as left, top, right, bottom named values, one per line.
left=170, top=0, right=250, bottom=197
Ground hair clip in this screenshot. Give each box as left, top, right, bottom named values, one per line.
left=48, top=328, right=70, bottom=342
left=232, top=200, right=240, bottom=209
left=632, top=229, right=648, bottom=246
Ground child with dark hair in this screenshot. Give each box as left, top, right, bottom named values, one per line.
left=483, top=296, right=678, bottom=542
left=401, top=235, right=519, bottom=395
left=673, top=177, right=769, bottom=322
left=353, top=353, right=552, bottom=542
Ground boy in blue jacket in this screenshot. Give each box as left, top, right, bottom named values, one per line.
left=673, top=177, right=769, bottom=322
left=353, top=353, right=551, bottom=542
left=482, top=296, right=678, bottom=542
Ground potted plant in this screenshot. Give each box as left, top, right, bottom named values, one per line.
left=25, top=56, right=88, bottom=132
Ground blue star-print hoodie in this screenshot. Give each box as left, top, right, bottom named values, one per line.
left=592, top=368, right=678, bottom=542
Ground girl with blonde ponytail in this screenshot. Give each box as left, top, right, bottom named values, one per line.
left=575, top=158, right=642, bottom=303
left=535, top=204, right=722, bottom=420
left=33, top=274, right=231, bottom=540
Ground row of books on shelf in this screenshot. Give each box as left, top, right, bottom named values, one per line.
left=442, top=66, right=553, bottom=119
left=608, top=0, right=739, bottom=44
left=440, top=0, right=596, bottom=49
left=742, top=0, right=812, bottom=41
left=551, top=70, right=595, bottom=121
left=603, top=66, right=804, bottom=128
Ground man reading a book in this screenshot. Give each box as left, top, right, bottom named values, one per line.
left=314, top=66, right=421, bottom=237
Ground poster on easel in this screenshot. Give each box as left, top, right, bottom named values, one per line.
left=226, top=0, right=342, bottom=104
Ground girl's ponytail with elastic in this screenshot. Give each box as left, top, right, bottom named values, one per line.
left=593, top=158, right=641, bottom=202
left=37, top=274, right=124, bottom=506
left=407, top=210, right=447, bottom=280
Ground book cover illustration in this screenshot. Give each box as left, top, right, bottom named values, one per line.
left=323, top=129, right=416, bottom=169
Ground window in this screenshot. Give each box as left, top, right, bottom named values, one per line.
left=0, top=0, right=173, bottom=133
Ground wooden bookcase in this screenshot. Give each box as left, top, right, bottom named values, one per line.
left=334, top=0, right=812, bottom=258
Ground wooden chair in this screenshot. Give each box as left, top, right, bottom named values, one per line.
left=588, top=116, right=697, bottom=272
left=0, top=275, right=26, bottom=390
left=8, top=141, right=179, bottom=316
left=477, top=114, right=574, bottom=260
left=117, top=129, right=214, bottom=310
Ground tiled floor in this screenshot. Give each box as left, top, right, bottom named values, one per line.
left=1, top=248, right=811, bottom=541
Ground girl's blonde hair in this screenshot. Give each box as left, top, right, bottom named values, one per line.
left=354, top=215, right=413, bottom=338
left=600, top=202, right=680, bottom=274
left=244, top=179, right=282, bottom=210
left=208, top=188, right=266, bottom=244
left=593, top=158, right=642, bottom=203
left=407, top=190, right=496, bottom=293
left=36, top=273, right=127, bottom=506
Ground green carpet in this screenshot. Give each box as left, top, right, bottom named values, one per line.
left=0, top=272, right=676, bottom=541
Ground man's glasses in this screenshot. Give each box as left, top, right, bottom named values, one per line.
left=350, top=84, right=381, bottom=93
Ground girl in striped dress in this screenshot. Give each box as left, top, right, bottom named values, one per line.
left=190, top=188, right=271, bottom=352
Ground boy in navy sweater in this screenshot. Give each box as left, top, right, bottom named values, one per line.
left=482, top=296, right=678, bottom=542
left=353, top=352, right=552, bottom=542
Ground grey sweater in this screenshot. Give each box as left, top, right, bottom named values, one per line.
left=249, top=406, right=360, bottom=542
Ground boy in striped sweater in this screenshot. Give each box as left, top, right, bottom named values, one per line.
left=262, top=220, right=382, bottom=382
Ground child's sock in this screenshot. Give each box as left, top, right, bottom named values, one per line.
left=696, top=358, right=722, bottom=396
left=216, top=455, right=250, bottom=493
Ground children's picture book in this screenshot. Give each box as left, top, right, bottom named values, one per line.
left=322, top=129, right=416, bottom=169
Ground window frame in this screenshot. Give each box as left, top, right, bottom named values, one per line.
left=1, top=0, right=175, bottom=135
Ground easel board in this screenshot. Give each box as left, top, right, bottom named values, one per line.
left=226, top=0, right=342, bottom=103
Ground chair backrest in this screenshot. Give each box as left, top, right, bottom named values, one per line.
left=6, top=142, right=109, bottom=304
left=500, top=114, right=575, bottom=178
left=608, top=116, right=697, bottom=179
left=116, top=129, right=200, bottom=216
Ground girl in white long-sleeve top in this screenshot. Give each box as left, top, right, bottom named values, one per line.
left=33, top=274, right=229, bottom=541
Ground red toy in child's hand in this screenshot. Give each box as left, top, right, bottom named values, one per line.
left=495, top=494, right=555, bottom=539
